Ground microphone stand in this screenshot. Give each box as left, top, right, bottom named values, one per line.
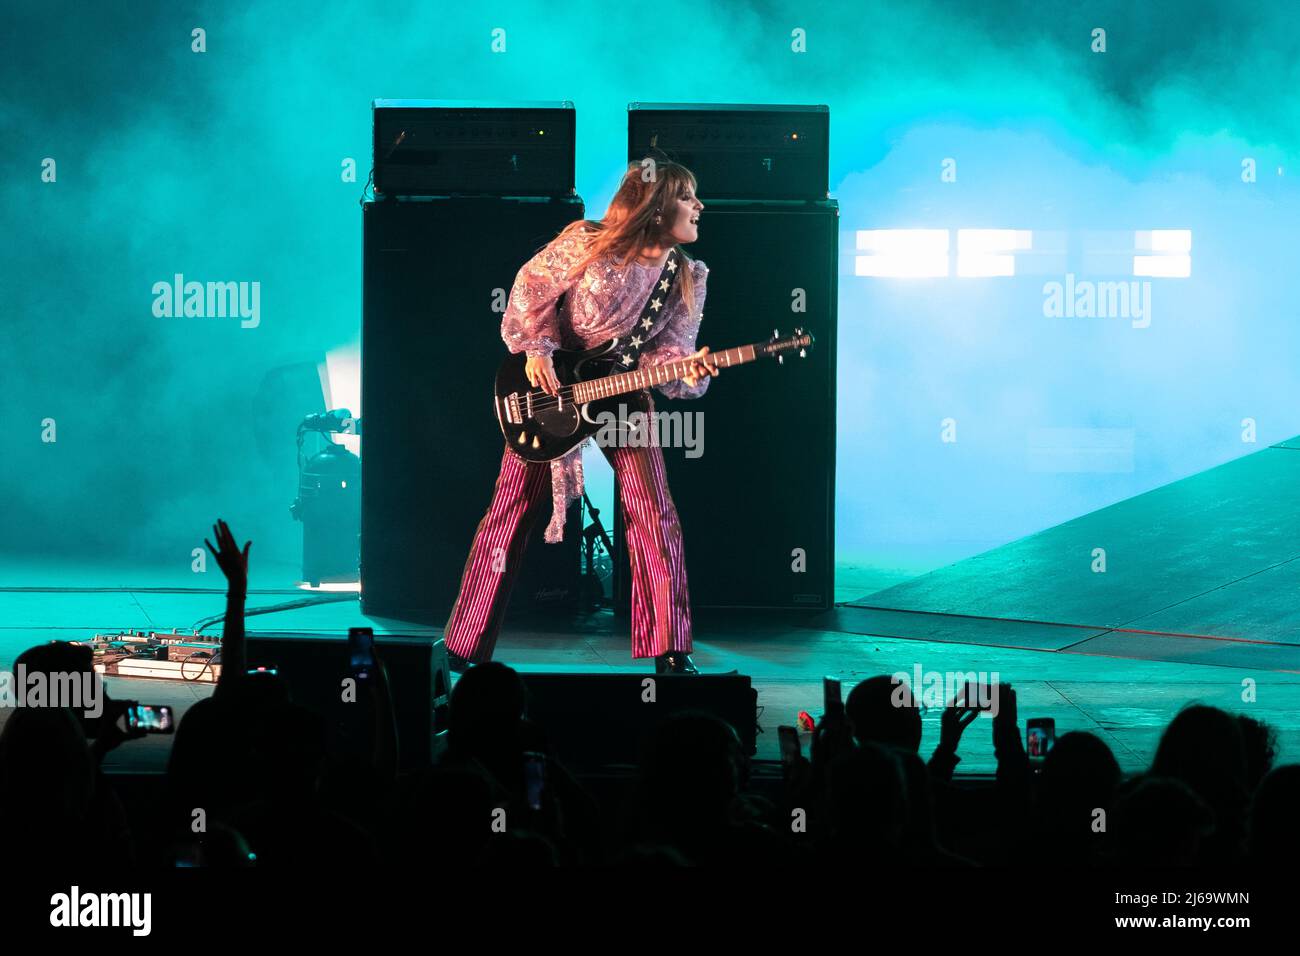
left=580, top=490, right=614, bottom=610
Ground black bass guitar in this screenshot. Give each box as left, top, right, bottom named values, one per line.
left=494, top=329, right=813, bottom=462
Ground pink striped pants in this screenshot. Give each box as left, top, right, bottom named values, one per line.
left=443, top=415, right=694, bottom=662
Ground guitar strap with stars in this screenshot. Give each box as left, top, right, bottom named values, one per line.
left=608, top=249, right=685, bottom=372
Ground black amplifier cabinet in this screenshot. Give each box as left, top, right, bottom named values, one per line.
left=361, top=197, right=586, bottom=622
left=519, top=672, right=759, bottom=768
left=244, top=630, right=449, bottom=770
left=614, top=199, right=837, bottom=611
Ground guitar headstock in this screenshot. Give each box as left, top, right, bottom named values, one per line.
left=760, top=328, right=814, bottom=364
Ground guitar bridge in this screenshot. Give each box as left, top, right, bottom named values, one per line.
left=504, top=393, right=523, bottom=425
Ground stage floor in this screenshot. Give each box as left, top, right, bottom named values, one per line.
left=4, top=438, right=1298, bottom=776
left=1, top=569, right=1296, bottom=777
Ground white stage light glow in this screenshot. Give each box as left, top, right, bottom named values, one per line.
left=956, top=229, right=1032, bottom=277
left=855, top=229, right=949, bottom=277
left=1133, top=230, right=1192, bottom=277
left=320, top=343, right=361, bottom=455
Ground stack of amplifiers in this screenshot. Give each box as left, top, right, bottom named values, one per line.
left=372, top=99, right=576, bottom=198
left=362, top=99, right=587, bottom=622
left=618, top=104, right=837, bottom=610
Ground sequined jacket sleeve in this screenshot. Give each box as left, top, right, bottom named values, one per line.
left=500, top=229, right=590, bottom=358
left=641, top=259, right=711, bottom=400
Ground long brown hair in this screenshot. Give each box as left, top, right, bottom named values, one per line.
left=554, top=158, right=699, bottom=312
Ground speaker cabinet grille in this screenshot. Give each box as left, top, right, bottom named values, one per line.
left=361, top=198, right=585, bottom=620
left=615, top=201, right=838, bottom=610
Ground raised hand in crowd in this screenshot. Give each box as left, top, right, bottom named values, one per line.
left=205, top=518, right=251, bottom=689
left=928, top=684, right=982, bottom=781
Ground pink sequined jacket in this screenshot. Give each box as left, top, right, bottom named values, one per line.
left=500, top=226, right=711, bottom=543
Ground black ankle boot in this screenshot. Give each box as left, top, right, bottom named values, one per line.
left=654, top=652, right=698, bottom=675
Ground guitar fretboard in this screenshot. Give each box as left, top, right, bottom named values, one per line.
left=572, top=344, right=759, bottom=404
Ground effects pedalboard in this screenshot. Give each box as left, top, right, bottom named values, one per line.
left=89, top=630, right=223, bottom=683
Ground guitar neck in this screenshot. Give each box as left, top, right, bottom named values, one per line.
left=572, top=344, right=761, bottom=404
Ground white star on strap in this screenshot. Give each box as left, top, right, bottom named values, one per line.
left=631, top=335, right=643, bottom=348
left=621, top=353, right=634, bottom=365
left=641, top=317, right=654, bottom=330
left=666, top=257, right=677, bottom=272
left=650, top=297, right=663, bottom=312
left=658, top=278, right=670, bottom=292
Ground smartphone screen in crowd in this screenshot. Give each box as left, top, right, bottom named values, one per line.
left=126, top=703, right=174, bottom=734
left=1026, top=718, right=1055, bottom=757
left=349, top=627, right=377, bottom=679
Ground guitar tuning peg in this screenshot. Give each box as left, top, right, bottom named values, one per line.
left=777, top=354, right=784, bottom=365
left=799, top=348, right=807, bottom=358
left=794, top=327, right=803, bottom=335
left=772, top=328, right=780, bottom=339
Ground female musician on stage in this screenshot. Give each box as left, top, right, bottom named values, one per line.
left=442, top=158, right=718, bottom=675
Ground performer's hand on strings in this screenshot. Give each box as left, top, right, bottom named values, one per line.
left=526, top=354, right=561, bottom=397
left=682, top=346, right=720, bottom=388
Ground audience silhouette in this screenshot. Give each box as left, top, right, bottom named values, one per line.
left=0, top=518, right=1290, bottom=868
